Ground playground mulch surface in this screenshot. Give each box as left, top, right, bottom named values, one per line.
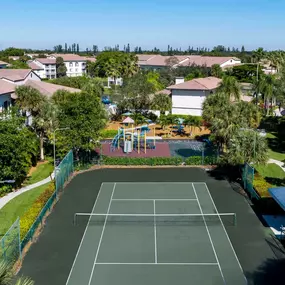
left=20, top=168, right=283, bottom=285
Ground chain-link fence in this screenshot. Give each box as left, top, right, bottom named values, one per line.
left=55, top=150, right=74, bottom=194
left=242, top=163, right=259, bottom=200
left=21, top=150, right=74, bottom=252
left=0, top=218, right=21, bottom=264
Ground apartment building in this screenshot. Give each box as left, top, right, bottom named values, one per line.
left=28, top=58, right=57, bottom=79
left=48, top=54, right=87, bottom=77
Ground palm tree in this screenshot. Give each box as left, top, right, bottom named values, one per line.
left=0, top=261, right=34, bottom=285
left=252, top=47, right=265, bottom=64
left=217, top=76, right=241, bottom=101
left=260, top=74, right=278, bottom=115
left=151, top=93, right=172, bottom=115
left=16, top=86, right=57, bottom=160
left=211, top=64, right=223, bottom=78
left=224, top=129, right=268, bottom=165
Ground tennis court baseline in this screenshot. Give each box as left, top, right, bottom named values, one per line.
left=66, top=182, right=247, bottom=285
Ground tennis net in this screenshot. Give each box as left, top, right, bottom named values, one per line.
left=73, top=213, right=237, bottom=226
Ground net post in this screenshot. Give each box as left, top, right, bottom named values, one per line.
left=234, top=213, right=237, bottom=226
left=73, top=213, right=77, bottom=226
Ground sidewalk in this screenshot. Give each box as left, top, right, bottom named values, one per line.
left=0, top=173, right=54, bottom=210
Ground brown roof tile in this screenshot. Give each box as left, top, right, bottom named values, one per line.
left=28, top=61, right=44, bottom=70
left=0, top=69, right=33, bottom=82
left=36, top=58, right=56, bottom=65
left=0, top=60, right=8, bottom=65
left=167, top=77, right=222, bottom=90
left=0, top=79, right=15, bottom=95
left=25, top=80, right=81, bottom=98
left=50, top=53, right=86, bottom=61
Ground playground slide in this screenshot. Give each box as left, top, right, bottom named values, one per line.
left=110, top=134, right=121, bottom=150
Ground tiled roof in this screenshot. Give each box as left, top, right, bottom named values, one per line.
left=36, top=58, right=56, bottom=65
left=0, top=69, right=32, bottom=82
left=167, top=77, right=222, bottom=90
left=137, top=54, right=241, bottom=68
left=50, top=53, right=86, bottom=61
left=27, top=61, right=44, bottom=70
left=0, top=79, right=15, bottom=95
left=0, top=60, right=8, bottom=65
left=25, top=80, right=81, bottom=98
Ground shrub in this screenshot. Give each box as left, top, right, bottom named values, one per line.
left=102, top=156, right=183, bottom=166
left=0, top=185, right=13, bottom=197
left=253, top=173, right=272, bottom=198
left=20, top=183, right=55, bottom=239
left=100, top=129, right=118, bottom=139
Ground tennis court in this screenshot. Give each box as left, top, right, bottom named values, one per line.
left=65, top=182, right=247, bottom=285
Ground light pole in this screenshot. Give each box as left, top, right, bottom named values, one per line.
left=53, top=127, right=70, bottom=179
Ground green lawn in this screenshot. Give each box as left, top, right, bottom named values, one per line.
left=23, top=161, right=53, bottom=186
left=0, top=182, right=50, bottom=236
left=266, top=132, right=285, bottom=161
left=254, top=163, right=285, bottom=187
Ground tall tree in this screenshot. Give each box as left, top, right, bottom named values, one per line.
left=56, top=57, right=67, bottom=78
left=217, top=76, right=241, bottom=101
left=52, top=90, right=107, bottom=154
left=151, top=93, right=172, bottom=115
left=211, top=64, right=223, bottom=78
left=15, top=86, right=57, bottom=160
left=76, top=43, right=80, bottom=53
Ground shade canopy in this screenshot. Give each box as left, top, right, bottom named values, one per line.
left=122, top=116, right=134, bottom=124
left=268, top=187, right=285, bottom=211
left=123, top=112, right=132, bottom=116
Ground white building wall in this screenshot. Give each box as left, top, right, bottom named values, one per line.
left=171, top=89, right=211, bottom=116
left=65, top=61, right=86, bottom=77
left=220, top=58, right=241, bottom=68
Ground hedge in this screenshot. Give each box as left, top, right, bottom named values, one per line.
left=100, top=129, right=118, bottom=139
left=20, top=183, right=55, bottom=239
left=102, top=156, right=218, bottom=166
left=253, top=173, right=272, bottom=198
left=102, top=156, right=183, bottom=166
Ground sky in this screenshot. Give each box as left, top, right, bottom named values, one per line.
left=1, top=0, right=285, bottom=51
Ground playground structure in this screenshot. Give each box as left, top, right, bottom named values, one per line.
left=110, top=124, right=160, bottom=154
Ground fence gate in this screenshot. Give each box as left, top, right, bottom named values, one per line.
left=242, top=163, right=259, bottom=200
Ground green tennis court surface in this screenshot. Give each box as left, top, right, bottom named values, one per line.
left=66, top=182, right=247, bottom=285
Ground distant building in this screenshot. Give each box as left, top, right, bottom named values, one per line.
left=137, top=54, right=241, bottom=70
left=166, top=77, right=222, bottom=116
left=28, top=58, right=57, bottom=79
left=0, top=61, right=8, bottom=69
left=48, top=54, right=88, bottom=77
left=0, top=69, right=80, bottom=113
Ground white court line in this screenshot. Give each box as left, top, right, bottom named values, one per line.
left=65, top=183, right=105, bottom=285
left=192, top=183, right=226, bottom=285
left=115, top=182, right=195, bottom=184
left=87, top=183, right=116, bottom=285
left=95, top=262, right=218, bottom=265
left=153, top=200, right=157, bottom=264
left=203, top=183, right=247, bottom=283
left=112, top=199, right=197, bottom=201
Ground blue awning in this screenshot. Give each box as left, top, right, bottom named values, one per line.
left=268, top=187, right=285, bottom=211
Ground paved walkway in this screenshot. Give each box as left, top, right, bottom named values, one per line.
left=0, top=173, right=54, bottom=210
left=268, top=158, right=285, bottom=172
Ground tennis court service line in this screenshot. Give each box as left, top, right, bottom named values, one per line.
left=111, top=198, right=197, bottom=201
left=95, top=262, right=219, bottom=265
left=203, top=183, right=246, bottom=282
left=87, top=183, right=116, bottom=285
left=65, top=183, right=105, bottom=285
left=192, top=183, right=226, bottom=285
left=153, top=200, right=157, bottom=264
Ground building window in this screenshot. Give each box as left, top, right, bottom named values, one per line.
left=75, top=68, right=78, bottom=72
left=69, top=62, right=73, bottom=67
left=75, top=62, right=79, bottom=67
left=31, top=73, right=33, bottom=77
left=70, top=68, right=72, bottom=72
left=51, top=75, right=55, bottom=79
